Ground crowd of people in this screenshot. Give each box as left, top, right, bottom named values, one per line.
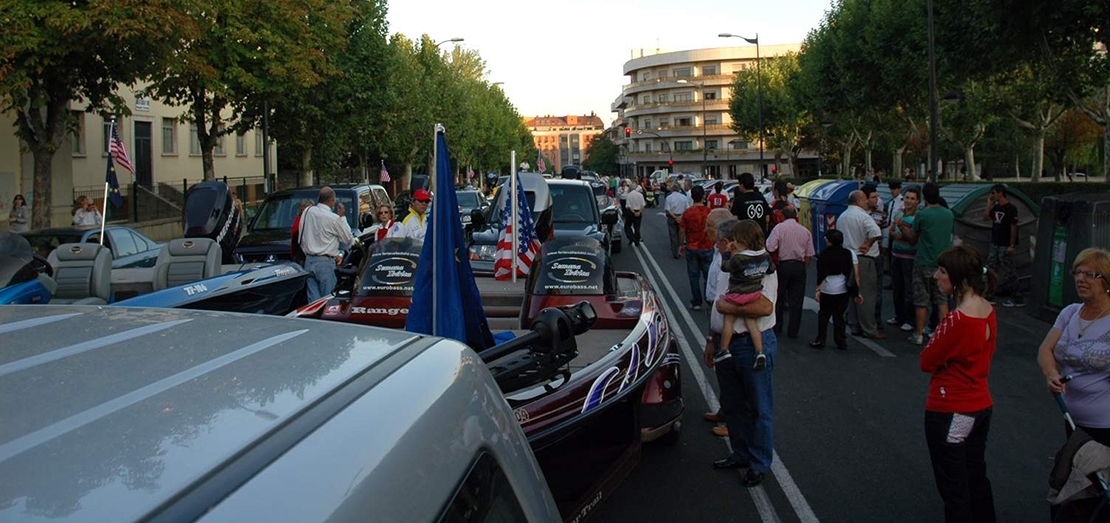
left=646, top=171, right=1108, bottom=521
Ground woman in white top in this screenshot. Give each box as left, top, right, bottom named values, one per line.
left=72, top=195, right=102, bottom=226
left=811, top=229, right=862, bottom=350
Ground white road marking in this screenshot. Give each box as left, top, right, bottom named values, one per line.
left=803, top=297, right=896, bottom=358
left=633, top=243, right=820, bottom=523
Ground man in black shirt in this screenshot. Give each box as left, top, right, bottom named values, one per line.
left=983, top=184, right=1022, bottom=306
left=730, top=172, right=770, bottom=236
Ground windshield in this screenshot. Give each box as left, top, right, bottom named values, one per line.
left=457, top=192, right=480, bottom=209
left=252, top=192, right=357, bottom=232
left=550, top=185, right=597, bottom=225
left=0, top=233, right=35, bottom=288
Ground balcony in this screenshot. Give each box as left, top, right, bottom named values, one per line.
left=622, top=74, right=734, bottom=96
left=624, top=99, right=731, bottom=118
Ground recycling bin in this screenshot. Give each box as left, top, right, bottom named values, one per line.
left=794, top=178, right=836, bottom=236
left=1030, top=192, right=1110, bottom=322
left=808, top=180, right=862, bottom=253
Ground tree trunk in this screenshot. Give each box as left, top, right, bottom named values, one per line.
left=893, top=147, right=906, bottom=180
left=31, top=147, right=58, bottom=229
left=1031, top=131, right=1045, bottom=182
left=842, top=143, right=853, bottom=179
left=964, top=147, right=979, bottom=181
left=1015, top=153, right=1021, bottom=180
left=403, top=162, right=413, bottom=191
left=864, top=148, right=873, bottom=173
left=300, top=149, right=314, bottom=187
left=787, top=152, right=798, bottom=179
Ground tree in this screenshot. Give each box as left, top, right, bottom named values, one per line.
left=145, top=0, right=352, bottom=181
left=729, top=53, right=809, bottom=177
left=583, top=134, right=619, bottom=176
left=1045, top=110, right=1101, bottom=180
left=0, top=0, right=194, bottom=228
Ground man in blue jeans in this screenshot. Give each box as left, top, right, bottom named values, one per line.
left=680, top=185, right=714, bottom=310
left=705, top=233, right=779, bottom=487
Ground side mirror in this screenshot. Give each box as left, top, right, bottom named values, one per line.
left=601, top=208, right=619, bottom=226
left=360, top=212, right=375, bottom=230
left=469, top=208, right=486, bottom=229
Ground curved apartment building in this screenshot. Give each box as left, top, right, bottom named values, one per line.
left=610, top=44, right=806, bottom=180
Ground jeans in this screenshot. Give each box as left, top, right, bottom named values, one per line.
left=667, top=216, right=681, bottom=258
left=985, top=244, right=1019, bottom=298
left=685, top=248, right=713, bottom=306
left=304, top=255, right=337, bottom=302
left=721, top=329, right=776, bottom=473
left=924, top=408, right=996, bottom=523
left=775, top=260, right=806, bottom=338
left=891, top=256, right=915, bottom=325
left=815, top=292, right=849, bottom=348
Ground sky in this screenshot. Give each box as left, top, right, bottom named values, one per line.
left=387, top=0, right=833, bottom=127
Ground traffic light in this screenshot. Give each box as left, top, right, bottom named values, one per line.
left=625, top=127, right=631, bottom=137
left=667, top=159, right=674, bottom=167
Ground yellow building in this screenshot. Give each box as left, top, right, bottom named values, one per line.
left=609, top=44, right=811, bottom=180
left=525, top=115, right=605, bottom=173
left=0, top=83, right=275, bottom=229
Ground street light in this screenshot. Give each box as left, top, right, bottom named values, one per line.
left=720, top=32, right=763, bottom=178
left=676, top=79, right=709, bottom=177
left=435, top=37, right=464, bottom=48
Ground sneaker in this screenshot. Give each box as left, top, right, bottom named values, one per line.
left=908, top=333, right=923, bottom=345
left=886, top=318, right=900, bottom=326
left=900, top=323, right=913, bottom=332
left=691, top=304, right=703, bottom=311
left=1003, top=298, right=1027, bottom=308
left=753, top=353, right=767, bottom=372
left=924, top=327, right=934, bottom=337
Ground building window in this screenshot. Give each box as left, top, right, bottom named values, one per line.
left=643, top=119, right=651, bottom=129
left=703, top=65, right=718, bottom=75
left=189, top=123, right=200, bottom=155
left=672, top=67, right=692, bottom=77
left=255, top=131, right=264, bottom=157
left=705, top=91, right=718, bottom=100
left=644, top=143, right=652, bottom=153
left=71, top=111, right=85, bottom=156
left=677, top=117, right=692, bottom=127
left=642, top=95, right=651, bottom=104
left=731, top=140, right=749, bottom=150
left=675, top=141, right=694, bottom=151
left=236, top=132, right=247, bottom=156
left=657, top=94, right=670, bottom=103
left=640, top=72, right=651, bottom=81
left=658, top=117, right=669, bottom=128
left=162, top=118, right=177, bottom=155
left=675, top=92, right=694, bottom=102
left=706, top=140, right=719, bottom=150
left=705, top=115, right=719, bottom=125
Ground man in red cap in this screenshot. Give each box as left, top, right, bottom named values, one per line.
left=399, top=188, right=432, bottom=242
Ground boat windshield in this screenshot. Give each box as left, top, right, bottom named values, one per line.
left=0, top=233, right=36, bottom=288
left=550, top=185, right=597, bottom=226
left=357, top=237, right=422, bottom=297
left=527, top=237, right=614, bottom=296
left=252, top=192, right=358, bottom=232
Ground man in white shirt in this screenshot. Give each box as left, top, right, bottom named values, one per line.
left=624, top=186, right=646, bottom=246
left=664, top=182, right=690, bottom=259
left=299, top=186, right=355, bottom=302
left=704, top=231, right=778, bottom=487
left=398, top=189, right=432, bottom=242
left=838, top=190, right=884, bottom=339
left=701, top=209, right=738, bottom=427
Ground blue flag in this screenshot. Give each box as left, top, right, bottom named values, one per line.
left=405, top=131, right=493, bottom=351
left=105, top=154, right=123, bottom=209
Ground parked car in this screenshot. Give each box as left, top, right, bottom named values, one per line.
left=545, top=179, right=620, bottom=255
left=22, top=225, right=162, bottom=268
left=457, top=190, right=490, bottom=225
left=236, top=184, right=391, bottom=263
left=0, top=304, right=561, bottom=522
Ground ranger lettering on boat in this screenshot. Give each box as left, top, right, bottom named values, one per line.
left=350, top=307, right=409, bottom=316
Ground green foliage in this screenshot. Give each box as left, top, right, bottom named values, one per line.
left=729, top=53, right=809, bottom=175
left=583, top=134, right=619, bottom=176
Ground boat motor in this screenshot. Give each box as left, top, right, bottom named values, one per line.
left=481, top=300, right=597, bottom=392
left=183, top=181, right=243, bottom=264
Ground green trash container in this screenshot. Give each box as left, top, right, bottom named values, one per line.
left=1030, top=192, right=1110, bottom=322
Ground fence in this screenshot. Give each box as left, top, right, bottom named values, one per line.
left=74, top=175, right=272, bottom=225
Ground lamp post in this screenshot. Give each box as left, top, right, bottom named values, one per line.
left=720, top=32, right=763, bottom=178
left=435, top=37, right=465, bottom=48
left=676, top=79, right=708, bottom=177
left=727, top=139, right=741, bottom=178
left=926, top=0, right=939, bottom=183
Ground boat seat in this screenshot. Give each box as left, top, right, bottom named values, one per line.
left=51, top=243, right=112, bottom=305
left=153, top=238, right=222, bottom=291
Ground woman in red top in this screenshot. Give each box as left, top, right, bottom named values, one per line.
left=920, top=245, right=999, bottom=523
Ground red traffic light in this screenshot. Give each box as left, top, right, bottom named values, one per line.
left=625, top=128, right=631, bottom=137
left=667, top=159, right=674, bottom=166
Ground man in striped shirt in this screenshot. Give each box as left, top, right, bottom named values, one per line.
left=766, top=207, right=815, bottom=338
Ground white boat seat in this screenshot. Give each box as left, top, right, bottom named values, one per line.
left=153, top=238, right=222, bottom=291
left=51, top=243, right=111, bottom=305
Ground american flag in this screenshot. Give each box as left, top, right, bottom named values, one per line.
left=493, top=174, right=542, bottom=280
left=110, top=123, right=134, bottom=175
left=536, top=149, right=546, bottom=174
left=379, top=160, right=390, bottom=183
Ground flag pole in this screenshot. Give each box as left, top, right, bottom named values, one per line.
left=511, top=150, right=518, bottom=283
left=99, top=117, right=115, bottom=246
left=431, top=123, right=440, bottom=336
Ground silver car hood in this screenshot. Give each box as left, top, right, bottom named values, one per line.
left=0, top=305, right=419, bottom=522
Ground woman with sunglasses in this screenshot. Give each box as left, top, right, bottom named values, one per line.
left=8, top=194, right=29, bottom=233
left=368, top=204, right=401, bottom=242
left=1037, top=247, right=1110, bottom=448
